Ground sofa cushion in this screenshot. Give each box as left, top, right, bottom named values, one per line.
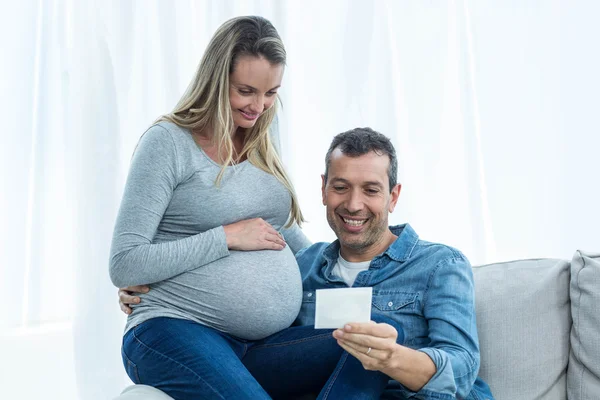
left=568, top=250, right=600, bottom=399
left=473, top=259, right=571, bottom=400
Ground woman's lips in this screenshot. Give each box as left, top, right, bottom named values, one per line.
left=240, top=110, right=259, bottom=120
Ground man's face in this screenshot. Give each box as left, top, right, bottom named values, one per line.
left=322, top=148, right=401, bottom=261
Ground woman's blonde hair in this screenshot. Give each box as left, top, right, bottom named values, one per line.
left=159, top=16, right=303, bottom=227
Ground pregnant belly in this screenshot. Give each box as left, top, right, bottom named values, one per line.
left=149, top=246, right=303, bottom=340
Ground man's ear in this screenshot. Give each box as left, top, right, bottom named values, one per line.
left=388, top=184, right=402, bottom=213
left=321, top=174, right=327, bottom=205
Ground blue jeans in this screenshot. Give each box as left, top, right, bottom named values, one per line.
left=122, top=317, right=404, bottom=400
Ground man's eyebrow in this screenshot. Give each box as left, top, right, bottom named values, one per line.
left=235, top=84, right=281, bottom=91
left=328, top=178, right=384, bottom=188
left=328, top=177, right=349, bottom=185
left=364, top=181, right=384, bottom=188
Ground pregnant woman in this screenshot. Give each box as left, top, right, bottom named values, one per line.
left=110, top=16, right=391, bottom=400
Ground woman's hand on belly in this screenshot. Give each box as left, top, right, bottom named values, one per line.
left=224, top=218, right=287, bottom=251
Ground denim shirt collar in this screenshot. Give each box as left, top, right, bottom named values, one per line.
left=321, top=223, right=420, bottom=273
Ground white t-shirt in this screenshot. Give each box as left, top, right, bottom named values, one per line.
left=332, top=252, right=371, bottom=287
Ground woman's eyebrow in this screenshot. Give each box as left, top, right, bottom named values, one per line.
left=234, top=83, right=281, bottom=91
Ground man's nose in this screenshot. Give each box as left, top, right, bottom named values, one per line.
left=344, top=189, right=364, bottom=213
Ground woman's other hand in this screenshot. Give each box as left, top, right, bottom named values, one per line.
left=224, top=218, right=286, bottom=251
left=118, top=285, right=149, bottom=314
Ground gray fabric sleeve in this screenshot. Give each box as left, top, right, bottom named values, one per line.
left=109, top=126, right=229, bottom=288
left=280, top=222, right=312, bottom=255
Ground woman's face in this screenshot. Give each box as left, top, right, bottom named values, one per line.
left=229, top=55, right=284, bottom=130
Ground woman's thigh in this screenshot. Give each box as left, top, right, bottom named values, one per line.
left=122, top=317, right=270, bottom=400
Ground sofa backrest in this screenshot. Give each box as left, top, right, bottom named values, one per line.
left=473, top=258, right=571, bottom=400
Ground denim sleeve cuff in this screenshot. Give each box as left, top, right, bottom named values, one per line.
left=414, top=348, right=457, bottom=396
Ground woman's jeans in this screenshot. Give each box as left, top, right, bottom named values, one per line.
left=122, top=316, right=404, bottom=400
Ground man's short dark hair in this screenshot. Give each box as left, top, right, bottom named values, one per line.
left=324, top=127, right=398, bottom=192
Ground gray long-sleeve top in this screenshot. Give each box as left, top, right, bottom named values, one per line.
left=109, top=122, right=311, bottom=340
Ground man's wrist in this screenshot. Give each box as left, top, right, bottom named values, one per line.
left=382, top=345, right=436, bottom=392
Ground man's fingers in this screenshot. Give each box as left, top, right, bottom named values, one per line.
left=338, top=340, right=363, bottom=359
left=121, top=285, right=149, bottom=293
left=119, top=301, right=132, bottom=315
left=337, top=337, right=367, bottom=355
left=338, top=336, right=384, bottom=358
left=117, top=286, right=149, bottom=316
left=334, top=330, right=389, bottom=350
left=118, top=287, right=143, bottom=306
left=344, top=322, right=396, bottom=337
left=120, top=292, right=141, bottom=306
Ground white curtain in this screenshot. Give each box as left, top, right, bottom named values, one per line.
left=1, top=1, right=598, bottom=398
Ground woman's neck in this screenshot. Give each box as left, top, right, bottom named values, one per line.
left=193, top=125, right=241, bottom=140
left=193, top=126, right=247, bottom=164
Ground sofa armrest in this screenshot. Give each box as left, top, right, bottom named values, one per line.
left=113, top=385, right=174, bottom=400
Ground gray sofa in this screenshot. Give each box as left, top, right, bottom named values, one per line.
left=474, top=250, right=599, bottom=399
left=114, top=250, right=600, bottom=400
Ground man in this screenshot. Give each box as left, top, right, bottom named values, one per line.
left=120, top=128, right=493, bottom=399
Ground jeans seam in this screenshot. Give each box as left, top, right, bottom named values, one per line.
left=128, top=360, right=141, bottom=383
left=122, top=347, right=141, bottom=383
left=131, top=326, right=225, bottom=399
left=320, top=352, right=348, bottom=399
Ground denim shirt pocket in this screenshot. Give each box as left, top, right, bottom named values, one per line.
left=372, top=291, right=420, bottom=343
left=372, top=291, right=418, bottom=312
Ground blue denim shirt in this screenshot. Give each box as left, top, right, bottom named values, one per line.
left=294, top=224, right=493, bottom=399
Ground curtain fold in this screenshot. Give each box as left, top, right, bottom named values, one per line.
left=68, top=2, right=128, bottom=397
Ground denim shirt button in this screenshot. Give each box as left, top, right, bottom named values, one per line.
left=387, top=301, right=393, bottom=307
left=307, top=292, right=313, bottom=297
